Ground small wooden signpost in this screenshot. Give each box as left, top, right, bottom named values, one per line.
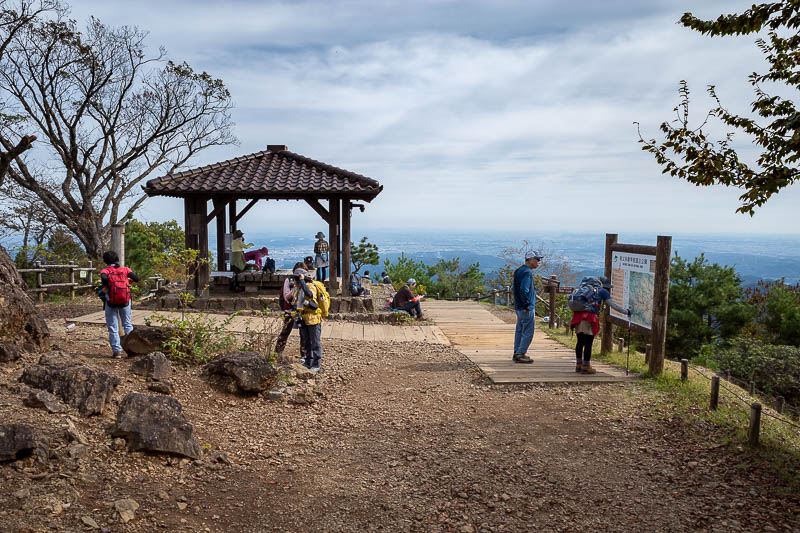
left=600, top=233, right=672, bottom=375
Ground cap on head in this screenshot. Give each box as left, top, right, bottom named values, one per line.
left=233, top=230, right=244, bottom=238
left=525, top=250, right=544, bottom=261
left=599, top=275, right=612, bottom=289
left=315, top=231, right=325, bottom=239
left=293, top=267, right=308, bottom=277
left=260, top=247, right=268, bottom=254
left=407, top=278, right=416, bottom=285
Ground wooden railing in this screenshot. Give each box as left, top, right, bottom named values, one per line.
left=17, top=261, right=95, bottom=303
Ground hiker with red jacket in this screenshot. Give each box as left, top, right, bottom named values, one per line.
left=569, top=276, right=629, bottom=374
left=99, top=251, right=139, bottom=358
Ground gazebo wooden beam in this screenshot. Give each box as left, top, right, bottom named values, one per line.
left=205, top=199, right=229, bottom=224
left=212, top=198, right=227, bottom=272
left=328, top=198, right=340, bottom=294
left=234, top=199, right=259, bottom=223
left=342, top=199, right=352, bottom=288
left=305, top=198, right=330, bottom=224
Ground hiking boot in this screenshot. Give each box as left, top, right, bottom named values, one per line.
left=309, top=365, right=321, bottom=373
left=576, top=360, right=583, bottom=373
left=512, top=353, right=533, bottom=364
left=112, top=351, right=122, bottom=359
left=581, top=364, right=597, bottom=374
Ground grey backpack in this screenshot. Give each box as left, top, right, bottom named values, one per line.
left=568, top=277, right=603, bottom=312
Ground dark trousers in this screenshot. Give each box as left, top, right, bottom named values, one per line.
left=299, top=322, right=322, bottom=366
left=576, top=333, right=594, bottom=363
left=229, top=266, right=243, bottom=291
left=274, top=315, right=294, bottom=355
left=401, top=300, right=423, bottom=318
left=316, top=266, right=327, bottom=281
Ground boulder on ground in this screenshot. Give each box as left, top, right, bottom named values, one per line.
left=111, top=393, right=201, bottom=459
left=203, top=351, right=277, bottom=394
left=130, top=351, right=171, bottom=380
left=121, top=326, right=171, bottom=357
left=0, top=343, right=21, bottom=362
left=0, top=244, right=49, bottom=350
left=20, top=352, right=120, bottom=416
left=23, top=390, right=67, bottom=413
left=148, top=380, right=173, bottom=395
left=0, top=424, right=43, bottom=461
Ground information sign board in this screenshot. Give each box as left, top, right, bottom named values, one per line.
left=609, top=251, right=656, bottom=330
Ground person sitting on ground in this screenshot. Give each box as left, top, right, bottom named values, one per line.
left=569, top=276, right=630, bottom=374
left=391, top=278, right=424, bottom=319
left=99, top=251, right=139, bottom=359
left=381, top=271, right=391, bottom=284
left=230, top=230, right=253, bottom=291
left=350, top=272, right=366, bottom=296
left=243, top=246, right=268, bottom=270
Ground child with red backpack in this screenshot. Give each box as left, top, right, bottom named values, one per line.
left=100, top=251, right=139, bottom=358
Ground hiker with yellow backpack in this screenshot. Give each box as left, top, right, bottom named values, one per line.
left=289, top=267, right=329, bottom=372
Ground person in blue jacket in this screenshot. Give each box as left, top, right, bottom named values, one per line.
left=512, top=250, right=543, bottom=363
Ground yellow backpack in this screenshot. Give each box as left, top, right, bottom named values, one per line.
left=311, top=280, right=330, bottom=318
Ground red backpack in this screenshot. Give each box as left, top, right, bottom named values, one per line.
left=103, top=265, right=131, bottom=306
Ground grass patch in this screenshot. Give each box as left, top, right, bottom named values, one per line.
left=546, top=329, right=800, bottom=492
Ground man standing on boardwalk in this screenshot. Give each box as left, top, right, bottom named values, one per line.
left=512, top=250, right=542, bottom=363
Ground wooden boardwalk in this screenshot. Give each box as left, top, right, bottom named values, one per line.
left=68, top=310, right=450, bottom=345
left=423, top=300, right=638, bottom=384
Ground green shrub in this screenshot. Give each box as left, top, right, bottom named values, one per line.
left=147, top=312, right=238, bottom=364
left=711, top=339, right=800, bottom=404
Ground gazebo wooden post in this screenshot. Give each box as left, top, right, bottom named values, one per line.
left=342, top=199, right=352, bottom=288
left=184, top=196, right=209, bottom=295
left=213, top=197, right=227, bottom=271
left=228, top=200, right=236, bottom=233
left=328, top=198, right=340, bottom=294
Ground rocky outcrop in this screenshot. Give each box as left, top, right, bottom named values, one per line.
left=0, top=424, right=43, bottom=461
left=131, top=351, right=171, bottom=380
left=120, top=326, right=171, bottom=357
left=203, top=351, right=277, bottom=394
left=0, top=244, right=49, bottom=350
left=20, top=352, right=120, bottom=416
left=111, top=393, right=201, bottom=459
left=0, top=342, right=21, bottom=362
left=23, top=390, right=68, bottom=413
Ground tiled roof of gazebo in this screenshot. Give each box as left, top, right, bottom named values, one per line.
left=143, top=145, right=382, bottom=201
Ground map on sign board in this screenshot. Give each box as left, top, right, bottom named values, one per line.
left=610, top=251, right=656, bottom=330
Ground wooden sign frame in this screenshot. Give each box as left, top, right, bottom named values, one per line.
left=601, top=234, right=672, bottom=375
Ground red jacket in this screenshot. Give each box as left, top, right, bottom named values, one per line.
left=570, top=311, right=600, bottom=336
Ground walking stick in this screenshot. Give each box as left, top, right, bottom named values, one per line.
left=626, top=310, right=632, bottom=376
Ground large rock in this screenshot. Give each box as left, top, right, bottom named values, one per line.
left=111, top=393, right=201, bottom=459
left=121, top=326, right=171, bottom=357
left=0, top=245, right=49, bottom=350
left=20, top=352, right=120, bottom=416
left=0, top=424, right=42, bottom=461
left=203, top=351, right=277, bottom=394
left=130, top=351, right=171, bottom=380
left=0, top=342, right=21, bottom=362
left=23, top=390, right=67, bottom=413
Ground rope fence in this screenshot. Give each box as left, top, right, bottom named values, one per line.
left=682, top=360, right=800, bottom=445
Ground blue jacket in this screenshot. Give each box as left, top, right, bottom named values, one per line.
left=513, top=265, right=534, bottom=311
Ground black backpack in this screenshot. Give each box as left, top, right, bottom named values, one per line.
left=568, top=277, right=603, bottom=312
left=262, top=257, right=276, bottom=273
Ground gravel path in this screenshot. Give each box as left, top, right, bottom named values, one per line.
left=1, top=320, right=799, bottom=532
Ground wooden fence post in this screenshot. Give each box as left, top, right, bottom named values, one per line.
left=680, top=359, right=688, bottom=382
left=493, top=291, right=497, bottom=306
left=35, top=261, right=43, bottom=304
left=649, top=235, right=672, bottom=375
left=748, top=403, right=762, bottom=447
left=548, top=275, right=557, bottom=329
left=748, top=381, right=755, bottom=395
left=87, top=260, right=93, bottom=286
left=506, top=286, right=511, bottom=307
left=68, top=261, right=75, bottom=300
left=710, top=376, right=720, bottom=410
left=616, top=339, right=623, bottom=353
left=776, top=396, right=785, bottom=414
left=645, top=343, right=651, bottom=364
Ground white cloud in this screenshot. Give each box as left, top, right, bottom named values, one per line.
left=53, top=0, right=800, bottom=234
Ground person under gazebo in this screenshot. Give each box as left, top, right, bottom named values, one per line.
left=230, top=229, right=253, bottom=291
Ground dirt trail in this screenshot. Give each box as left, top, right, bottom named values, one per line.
left=2, top=319, right=799, bottom=532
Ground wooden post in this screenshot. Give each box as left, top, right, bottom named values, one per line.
left=648, top=235, right=672, bottom=375
left=776, top=396, right=785, bottom=414
left=680, top=359, right=688, bottom=382
left=601, top=233, right=618, bottom=353
left=111, top=224, right=126, bottom=267
left=506, top=285, right=511, bottom=307
left=616, top=339, right=623, bottom=353
left=548, top=275, right=557, bottom=329
left=748, top=381, right=756, bottom=395
left=748, top=403, right=762, bottom=447
left=68, top=261, right=75, bottom=300
left=35, top=261, right=43, bottom=304
left=228, top=200, right=236, bottom=233
left=710, top=376, right=720, bottom=410
left=645, top=343, right=651, bottom=364
left=213, top=198, right=227, bottom=272
left=328, top=198, right=340, bottom=294
left=493, top=291, right=497, bottom=306
left=455, top=292, right=460, bottom=301
left=342, top=199, right=352, bottom=288
left=185, top=197, right=209, bottom=296
left=87, top=261, right=93, bottom=286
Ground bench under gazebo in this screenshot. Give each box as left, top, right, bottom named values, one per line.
left=143, top=145, right=383, bottom=295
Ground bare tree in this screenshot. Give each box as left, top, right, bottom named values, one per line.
left=0, top=180, right=60, bottom=263
left=0, top=10, right=237, bottom=258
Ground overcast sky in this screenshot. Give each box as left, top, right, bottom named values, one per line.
left=66, top=0, right=797, bottom=235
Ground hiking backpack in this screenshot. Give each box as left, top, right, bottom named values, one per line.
left=279, top=278, right=293, bottom=311
left=104, top=266, right=131, bottom=306
left=567, top=276, right=603, bottom=313
left=262, top=257, right=276, bottom=274
left=311, top=279, right=330, bottom=318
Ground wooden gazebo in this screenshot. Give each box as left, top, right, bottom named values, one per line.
left=142, top=145, right=383, bottom=294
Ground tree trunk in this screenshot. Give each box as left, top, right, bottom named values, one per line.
left=0, top=244, right=49, bottom=350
